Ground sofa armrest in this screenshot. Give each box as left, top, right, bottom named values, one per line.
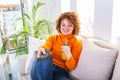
left=17, top=55, right=28, bottom=75
left=112, top=49, right=120, bottom=80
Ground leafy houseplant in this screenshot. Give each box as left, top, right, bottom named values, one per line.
left=0, top=2, right=54, bottom=56
left=22, top=2, right=54, bottom=39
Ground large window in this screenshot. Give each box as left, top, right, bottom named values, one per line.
left=77, top=0, right=94, bottom=36
left=0, top=0, right=23, bottom=36
left=0, top=0, right=23, bottom=50
left=0, top=6, right=22, bottom=36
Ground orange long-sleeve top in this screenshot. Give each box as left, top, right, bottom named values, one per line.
left=41, top=33, right=82, bottom=71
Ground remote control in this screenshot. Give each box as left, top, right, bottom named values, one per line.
left=38, top=50, right=49, bottom=61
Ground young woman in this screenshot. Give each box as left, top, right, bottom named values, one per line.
left=30, top=11, right=82, bottom=80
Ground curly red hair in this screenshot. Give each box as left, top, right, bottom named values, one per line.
left=56, top=12, right=80, bottom=35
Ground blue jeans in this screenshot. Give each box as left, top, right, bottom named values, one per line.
left=30, top=55, right=72, bottom=80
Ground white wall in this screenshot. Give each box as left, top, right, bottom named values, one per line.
left=93, top=0, right=113, bottom=41
left=111, top=0, right=120, bottom=45
left=70, top=0, right=77, bottom=11
left=93, top=0, right=120, bottom=46
left=39, top=0, right=61, bottom=21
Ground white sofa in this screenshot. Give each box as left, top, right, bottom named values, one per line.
left=17, top=36, right=120, bottom=80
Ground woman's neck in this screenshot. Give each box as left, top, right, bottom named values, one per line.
left=60, top=33, right=73, bottom=39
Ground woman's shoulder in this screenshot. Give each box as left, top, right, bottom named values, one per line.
left=73, top=35, right=82, bottom=45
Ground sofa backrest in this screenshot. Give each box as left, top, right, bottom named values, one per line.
left=87, top=38, right=120, bottom=80
left=69, top=38, right=119, bottom=80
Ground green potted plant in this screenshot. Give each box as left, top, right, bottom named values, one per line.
left=10, top=2, right=54, bottom=57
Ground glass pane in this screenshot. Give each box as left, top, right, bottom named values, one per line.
left=0, top=0, right=23, bottom=50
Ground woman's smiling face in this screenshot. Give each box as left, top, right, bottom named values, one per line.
left=60, top=18, right=74, bottom=35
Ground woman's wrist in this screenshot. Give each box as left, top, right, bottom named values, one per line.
left=66, top=52, right=72, bottom=60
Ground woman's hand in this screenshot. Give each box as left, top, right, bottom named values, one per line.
left=62, top=45, right=72, bottom=60
left=37, top=47, right=46, bottom=58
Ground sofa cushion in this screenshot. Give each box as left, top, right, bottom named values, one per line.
left=25, top=36, right=45, bottom=74
left=70, top=39, right=118, bottom=80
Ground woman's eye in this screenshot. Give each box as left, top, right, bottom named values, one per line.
left=68, top=25, right=71, bottom=27
left=68, top=25, right=73, bottom=27
left=61, top=24, right=65, bottom=26
left=61, top=24, right=73, bottom=27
